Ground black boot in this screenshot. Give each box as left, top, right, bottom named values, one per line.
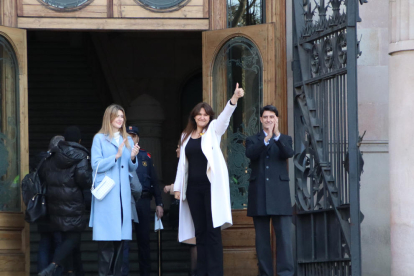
left=38, top=263, right=58, bottom=276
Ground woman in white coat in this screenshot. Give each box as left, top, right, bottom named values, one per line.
left=90, top=104, right=140, bottom=276
left=174, top=84, right=244, bottom=276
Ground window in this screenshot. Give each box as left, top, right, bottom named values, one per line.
left=227, top=0, right=265, bottom=28
left=212, top=36, right=263, bottom=209
left=0, top=36, right=20, bottom=212
left=135, top=0, right=190, bottom=11
left=39, top=0, right=92, bottom=10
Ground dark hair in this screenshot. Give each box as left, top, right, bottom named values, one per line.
left=48, top=135, right=65, bottom=151
left=64, top=126, right=81, bottom=143
left=180, top=102, right=215, bottom=145
left=260, top=105, right=279, bottom=117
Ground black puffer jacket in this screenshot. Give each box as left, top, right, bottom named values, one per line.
left=39, top=141, right=92, bottom=232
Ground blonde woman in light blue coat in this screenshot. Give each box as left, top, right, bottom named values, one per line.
left=90, top=104, right=140, bottom=276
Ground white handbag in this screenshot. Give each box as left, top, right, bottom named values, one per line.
left=91, top=160, right=115, bottom=201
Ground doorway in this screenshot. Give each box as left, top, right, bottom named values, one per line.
left=27, top=30, right=203, bottom=276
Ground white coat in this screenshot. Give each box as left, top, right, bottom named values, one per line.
left=174, top=101, right=236, bottom=242
left=89, top=134, right=138, bottom=241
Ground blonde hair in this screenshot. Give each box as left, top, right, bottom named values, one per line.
left=97, top=104, right=131, bottom=149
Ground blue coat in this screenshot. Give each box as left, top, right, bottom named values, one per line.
left=89, top=134, right=138, bottom=241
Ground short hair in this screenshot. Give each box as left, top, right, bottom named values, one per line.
left=49, top=135, right=65, bottom=150
left=64, top=126, right=81, bottom=143
left=260, top=105, right=279, bottom=117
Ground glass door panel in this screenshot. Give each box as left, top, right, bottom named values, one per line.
left=0, top=25, right=29, bottom=276
left=212, top=36, right=263, bottom=209
left=0, top=36, right=20, bottom=212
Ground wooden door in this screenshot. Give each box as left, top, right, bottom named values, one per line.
left=202, top=23, right=284, bottom=275
left=0, top=25, right=29, bottom=276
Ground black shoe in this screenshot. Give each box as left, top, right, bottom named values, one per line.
left=38, top=263, right=58, bottom=276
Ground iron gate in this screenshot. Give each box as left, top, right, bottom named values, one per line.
left=292, top=0, right=365, bottom=275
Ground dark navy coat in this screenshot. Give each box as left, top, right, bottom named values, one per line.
left=136, top=149, right=162, bottom=206
left=245, top=132, right=294, bottom=216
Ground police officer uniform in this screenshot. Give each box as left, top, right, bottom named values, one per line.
left=123, top=126, right=163, bottom=276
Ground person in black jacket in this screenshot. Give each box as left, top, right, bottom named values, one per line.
left=245, top=105, right=294, bottom=276
left=33, top=136, right=64, bottom=276
left=38, top=126, right=92, bottom=276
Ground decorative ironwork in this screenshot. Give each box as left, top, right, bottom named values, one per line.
left=38, top=0, right=93, bottom=11
left=293, top=0, right=365, bottom=274
left=0, top=36, right=21, bottom=212
left=301, top=0, right=347, bottom=39
left=212, top=36, right=263, bottom=209
left=134, top=0, right=190, bottom=12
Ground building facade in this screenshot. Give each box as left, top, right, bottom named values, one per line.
left=0, top=0, right=402, bottom=275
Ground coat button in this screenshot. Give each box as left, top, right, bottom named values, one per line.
left=121, top=166, right=124, bottom=168
left=266, top=166, right=269, bottom=169
left=266, top=178, right=269, bottom=181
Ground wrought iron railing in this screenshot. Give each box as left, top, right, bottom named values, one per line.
left=293, top=0, right=365, bottom=274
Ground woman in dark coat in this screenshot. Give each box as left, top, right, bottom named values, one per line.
left=38, top=126, right=92, bottom=276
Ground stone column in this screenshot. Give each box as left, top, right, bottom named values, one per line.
left=389, top=1, right=414, bottom=275
left=127, top=94, right=165, bottom=181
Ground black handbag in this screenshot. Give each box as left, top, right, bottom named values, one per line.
left=25, top=190, right=47, bottom=223
left=22, top=153, right=50, bottom=223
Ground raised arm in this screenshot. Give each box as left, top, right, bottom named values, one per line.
left=127, top=136, right=139, bottom=172
left=215, top=83, right=245, bottom=136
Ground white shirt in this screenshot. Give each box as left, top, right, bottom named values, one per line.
left=113, top=132, right=120, bottom=146
left=263, top=130, right=281, bottom=145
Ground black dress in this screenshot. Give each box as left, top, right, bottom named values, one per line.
left=185, top=137, right=223, bottom=276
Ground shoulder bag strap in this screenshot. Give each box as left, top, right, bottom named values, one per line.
left=91, top=160, right=102, bottom=191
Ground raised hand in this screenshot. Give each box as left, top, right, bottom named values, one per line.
left=265, top=122, right=274, bottom=143
left=131, top=143, right=140, bottom=160
left=273, top=116, right=280, bottom=137
left=115, top=139, right=127, bottom=160
left=231, top=83, right=245, bottom=104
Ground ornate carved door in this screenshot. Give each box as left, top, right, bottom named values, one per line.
left=292, top=0, right=365, bottom=275
left=202, top=23, right=285, bottom=275
left=0, top=25, right=29, bottom=276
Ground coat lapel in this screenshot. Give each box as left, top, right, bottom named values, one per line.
left=257, top=131, right=265, bottom=142
left=105, top=135, right=120, bottom=148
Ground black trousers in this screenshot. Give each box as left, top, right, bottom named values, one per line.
left=186, top=185, right=223, bottom=276
left=135, top=197, right=151, bottom=276
left=53, top=231, right=81, bottom=271
left=97, top=241, right=124, bottom=276
left=253, top=215, right=294, bottom=276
